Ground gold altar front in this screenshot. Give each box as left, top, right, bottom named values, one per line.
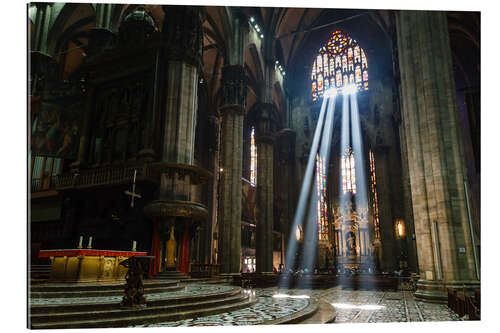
left=38, top=249, right=148, bottom=283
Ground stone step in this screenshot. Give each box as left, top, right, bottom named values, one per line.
left=30, top=286, right=242, bottom=315
left=30, top=294, right=256, bottom=329
left=30, top=280, right=180, bottom=292
left=30, top=293, right=248, bottom=324
left=30, top=266, right=52, bottom=272
left=30, top=284, right=185, bottom=299
left=155, top=272, right=190, bottom=280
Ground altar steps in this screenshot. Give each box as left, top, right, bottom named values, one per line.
left=154, top=270, right=190, bottom=280
left=29, top=286, right=255, bottom=329
left=30, top=279, right=180, bottom=293
left=154, top=271, right=225, bottom=284
left=29, top=264, right=51, bottom=281
left=30, top=282, right=184, bottom=299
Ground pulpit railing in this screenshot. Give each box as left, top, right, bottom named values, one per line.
left=31, top=176, right=58, bottom=193
left=56, top=164, right=156, bottom=190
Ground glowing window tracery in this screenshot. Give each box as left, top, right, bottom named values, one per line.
left=311, top=30, right=369, bottom=101
left=250, top=127, right=257, bottom=186
left=341, top=148, right=356, bottom=194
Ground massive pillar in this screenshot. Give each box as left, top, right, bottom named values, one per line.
left=218, top=65, right=247, bottom=274
left=95, top=3, right=113, bottom=29
left=250, top=103, right=279, bottom=273
left=30, top=3, right=53, bottom=54
left=372, top=145, right=397, bottom=272
left=396, top=11, right=479, bottom=301
left=277, top=129, right=296, bottom=268
left=144, top=6, right=209, bottom=275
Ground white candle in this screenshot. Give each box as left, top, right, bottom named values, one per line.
left=132, top=241, right=137, bottom=251
left=88, top=236, right=93, bottom=248
left=78, top=236, right=83, bottom=248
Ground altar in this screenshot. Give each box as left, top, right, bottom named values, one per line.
left=38, top=249, right=148, bottom=283
left=332, top=204, right=375, bottom=272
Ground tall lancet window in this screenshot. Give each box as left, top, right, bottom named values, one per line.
left=341, top=147, right=356, bottom=194
left=316, top=154, right=328, bottom=240
left=369, top=150, right=380, bottom=240
left=250, top=127, right=257, bottom=186
left=311, top=30, right=369, bottom=101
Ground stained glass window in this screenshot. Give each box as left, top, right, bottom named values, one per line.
left=369, top=150, right=380, bottom=240
left=316, top=154, right=328, bottom=241
left=250, top=127, right=257, bottom=186
left=341, top=147, right=356, bottom=194
left=311, top=30, right=369, bottom=101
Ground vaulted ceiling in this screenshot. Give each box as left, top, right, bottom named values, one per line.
left=29, top=4, right=479, bottom=116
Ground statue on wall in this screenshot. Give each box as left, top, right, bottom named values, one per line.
left=346, top=231, right=356, bottom=256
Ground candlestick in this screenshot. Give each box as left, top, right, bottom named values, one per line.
left=132, top=240, right=137, bottom=252
left=78, top=236, right=83, bottom=249
left=87, top=236, right=93, bottom=249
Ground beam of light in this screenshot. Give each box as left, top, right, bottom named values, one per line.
left=337, top=94, right=351, bottom=298
left=350, top=93, right=367, bottom=209
left=324, top=87, right=338, bottom=98
left=280, top=95, right=330, bottom=288
left=297, top=93, right=337, bottom=289
left=342, top=84, right=357, bottom=95
left=336, top=92, right=351, bottom=294
left=339, top=91, right=350, bottom=221
left=331, top=303, right=385, bottom=310
left=350, top=91, right=375, bottom=286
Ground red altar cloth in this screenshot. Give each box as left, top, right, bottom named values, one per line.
left=38, top=249, right=148, bottom=258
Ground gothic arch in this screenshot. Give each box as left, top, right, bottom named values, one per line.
left=47, top=3, right=96, bottom=56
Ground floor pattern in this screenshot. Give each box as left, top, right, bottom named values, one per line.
left=136, top=286, right=462, bottom=325
left=29, top=284, right=234, bottom=306
left=29, top=283, right=462, bottom=325
left=316, top=287, right=462, bottom=323
left=137, top=290, right=310, bottom=327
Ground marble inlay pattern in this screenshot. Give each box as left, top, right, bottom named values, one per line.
left=136, top=291, right=309, bottom=327
left=29, top=284, right=234, bottom=306
left=319, top=287, right=462, bottom=323
left=29, top=283, right=463, bottom=325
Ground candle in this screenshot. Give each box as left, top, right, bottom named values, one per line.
left=87, top=236, right=93, bottom=249
left=132, top=241, right=137, bottom=251
left=78, top=236, right=83, bottom=248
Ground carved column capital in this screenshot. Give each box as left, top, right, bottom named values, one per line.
left=248, top=102, right=280, bottom=140
left=221, top=65, right=247, bottom=107
left=162, top=6, right=204, bottom=67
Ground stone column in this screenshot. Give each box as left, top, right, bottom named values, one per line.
left=399, top=124, right=419, bottom=272
left=144, top=7, right=205, bottom=275
left=277, top=129, right=296, bottom=268
left=218, top=65, right=247, bottom=274
left=251, top=103, right=279, bottom=273
left=396, top=11, right=479, bottom=301
left=161, top=6, right=203, bottom=165
left=373, top=145, right=397, bottom=272
left=30, top=3, right=53, bottom=54
left=95, top=4, right=113, bottom=29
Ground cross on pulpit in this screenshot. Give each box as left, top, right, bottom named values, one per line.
left=124, top=169, right=142, bottom=208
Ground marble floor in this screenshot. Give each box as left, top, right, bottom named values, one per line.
left=286, top=286, right=462, bottom=324
left=137, top=286, right=462, bottom=326
left=136, top=289, right=310, bottom=327
left=30, top=283, right=462, bottom=325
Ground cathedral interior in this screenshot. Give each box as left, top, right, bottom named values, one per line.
left=27, top=2, right=481, bottom=328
